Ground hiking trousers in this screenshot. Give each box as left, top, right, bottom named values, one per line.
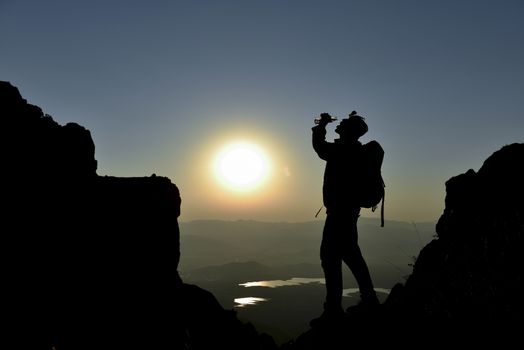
left=320, top=207, right=375, bottom=310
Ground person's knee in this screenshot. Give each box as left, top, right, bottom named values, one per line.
left=342, top=250, right=366, bottom=267
left=343, top=244, right=363, bottom=257
left=321, top=257, right=340, bottom=271
left=320, top=244, right=336, bottom=261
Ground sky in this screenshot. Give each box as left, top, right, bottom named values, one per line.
left=1, top=0, right=523, bottom=223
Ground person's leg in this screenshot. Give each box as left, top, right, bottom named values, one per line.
left=320, top=213, right=344, bottom=312
left=341, top=209, right=378, bottom=302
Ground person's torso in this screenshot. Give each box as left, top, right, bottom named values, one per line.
left=323, top=140, right=363, bottom=209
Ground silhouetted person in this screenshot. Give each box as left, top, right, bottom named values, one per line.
left=311, top=112, right=379, bottom=325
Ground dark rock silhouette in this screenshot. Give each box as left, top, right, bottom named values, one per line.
left=1, top=81, right=275, bottom=349
left=391, top=142, right=524, bottom=323
left=284, top=142, right=523, bottom=348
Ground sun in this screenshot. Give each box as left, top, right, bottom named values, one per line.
left=214, top=141, right=271, bottom=192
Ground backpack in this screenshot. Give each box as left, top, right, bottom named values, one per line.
left=359, top=140, right=385, bottom=227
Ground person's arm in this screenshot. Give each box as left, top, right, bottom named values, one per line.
left=312, top=113, right=334, bottom=161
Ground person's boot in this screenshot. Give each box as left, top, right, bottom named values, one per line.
left=310, top=303, right=344, bottom=328
left=346, top=292, right=380, bottom=313
left=361, top=291, right=380, bottom=305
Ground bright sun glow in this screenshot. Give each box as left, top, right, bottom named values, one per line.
left=214, top=141, right=270, bottom=192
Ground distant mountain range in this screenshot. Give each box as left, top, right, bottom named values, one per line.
left=187, top=261, right=322, bottom=282
left=179, top=218, right=436, bottom=287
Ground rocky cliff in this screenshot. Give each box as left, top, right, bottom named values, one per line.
left=1, top=81, right=275, bottom=350
left=388, top=142, right=524, bottom=323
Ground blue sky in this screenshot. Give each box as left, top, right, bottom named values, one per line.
left=1, top=0, right=523, bottom=222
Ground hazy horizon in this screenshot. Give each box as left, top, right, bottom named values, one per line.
left=2, top=0, right=523, bottom=223
left=178, top=218, right=434, bottom=272
left=178, top=217, right=437, bottom=224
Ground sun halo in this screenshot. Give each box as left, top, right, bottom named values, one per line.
left=213, top=141, right=271, bottom=192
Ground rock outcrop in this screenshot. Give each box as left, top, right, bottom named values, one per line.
left=1, top=81, right=275, bottom=350
left=388, top=142, right=523, bottom=324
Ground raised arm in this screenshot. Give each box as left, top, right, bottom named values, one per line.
left=312, top=116, right=334, bottom=161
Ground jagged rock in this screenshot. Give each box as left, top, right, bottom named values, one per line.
left=387, top=143, right=523, bottom=338
left=178, top=284, right=277, bottom=349
left=2, top=83, right=97, bottom=180
left=1, top=81, right=274, bottom=350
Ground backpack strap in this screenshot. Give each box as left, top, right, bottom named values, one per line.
left=380, top=188, right=385, bottom=227
left=314, top=205, right=324, bottom=218
left=371, top=179, right=385, bottom=227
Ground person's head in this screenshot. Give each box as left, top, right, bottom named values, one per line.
left=335, top=113, right=368, bottom=140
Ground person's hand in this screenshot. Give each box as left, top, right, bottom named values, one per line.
left=318, top=113, right=333, bottom=126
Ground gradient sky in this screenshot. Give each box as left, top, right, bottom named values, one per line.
left=1, top=0, right=523, bottom=223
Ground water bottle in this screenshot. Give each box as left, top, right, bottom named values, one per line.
left=314, top=116, right=338, bottom=124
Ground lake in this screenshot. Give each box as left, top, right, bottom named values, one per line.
left=235, top=277, right=390, bottom=307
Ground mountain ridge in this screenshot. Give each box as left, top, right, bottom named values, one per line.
left=180, top=217, right=437, bottom=226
